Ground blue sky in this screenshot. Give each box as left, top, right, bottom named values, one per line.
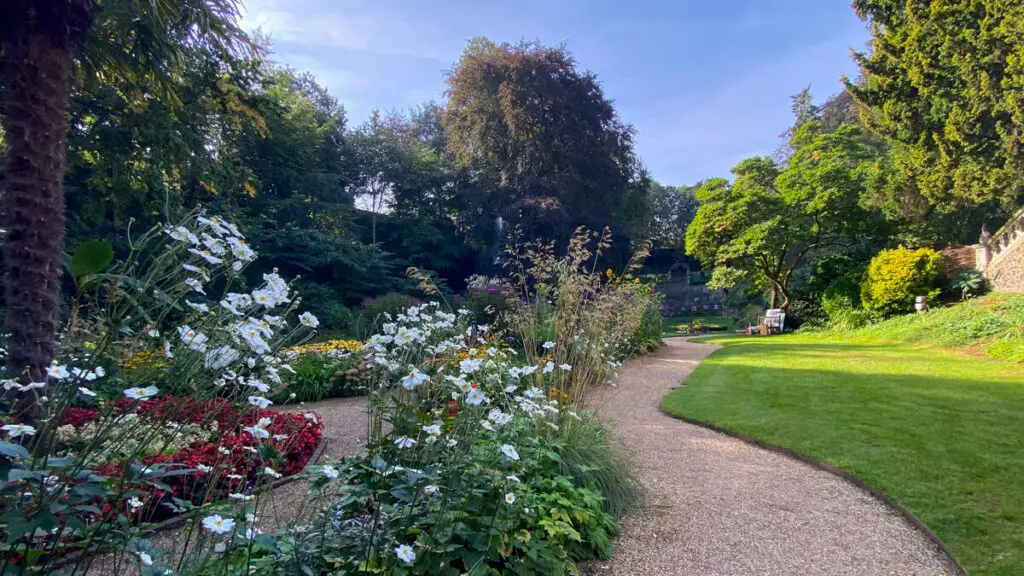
left=241, top=0, right=870, bottom=186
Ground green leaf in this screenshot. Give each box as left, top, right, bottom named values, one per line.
left=70, top=239, right=114, bottom=281
left=0, top=442, right=28, bottom=459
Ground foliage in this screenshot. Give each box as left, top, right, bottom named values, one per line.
left=821, top=273, right=870, bottom=329
left=189, top=299, right=636, bottom=576
left=458, top=275, right=518, bottom=329
left=274, top=341, right=370, bottom=402
left=663, top=332, right=1024, bottom=575
left=646, top=182, right=700, bottom=248
left=443, top=38, right=650, bottom=251
left=848, top=293, right=1024, bottom=363
left=355, top=292, right=422, bottom=337
left=504, top=227, right=659, bottom=404
left=947, top=269, right=988, bottom=301
left=0, top=213, right=322, bottom=573
left=630, top=296, right=665, bottom=353
left=860, top=246, right=943, bottom=316
left=848, top=0, right=1024, bottom=211
left=686, top=123, right=880, bottom=310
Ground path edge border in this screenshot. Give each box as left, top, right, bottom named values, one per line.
left=61, top=437, right=328, bottom=570
left=659, top=406, right=967, bottom=576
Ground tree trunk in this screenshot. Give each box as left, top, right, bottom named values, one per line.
left=1, top=0, right=94, bottom=422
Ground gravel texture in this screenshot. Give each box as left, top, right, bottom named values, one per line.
left=85, top=340, right=959, bottom=575
left=582, top=337, right=959, bottom=576
left=83, top=396, right=370, bottom=575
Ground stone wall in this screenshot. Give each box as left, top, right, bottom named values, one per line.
left=654, top=269, right=729, bottom=316
left=985, top=234, right=1024, bottom=292
left=978, top=208, right=1024, bottom=293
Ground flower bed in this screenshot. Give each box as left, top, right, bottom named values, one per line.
left=273, top=339, right=372, bottom=402
left=51, top=397, right=323, bottom=521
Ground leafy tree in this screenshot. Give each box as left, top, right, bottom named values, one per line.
left=0, top=0, right=250, bottom=419
left=443, top=38, right=649, bottom=248
left=848, top=0, right=1024, bottom=210
left=349, top=110, right=404, bottom=243
left=646, top=182, right=700, bottom=248
left=686, top=123, right=878, bottom=310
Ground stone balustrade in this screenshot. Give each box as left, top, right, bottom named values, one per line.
left=977, top=207, right=1024, bottom=292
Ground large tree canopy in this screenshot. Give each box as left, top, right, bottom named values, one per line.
left=443, top=38, right=649, bottom=250
left=687, top=123, right=879, bottom=310
left=848, top=0, right=1024, bottom=211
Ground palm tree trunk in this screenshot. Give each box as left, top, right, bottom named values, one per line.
left=1, top=1, right=94, bottom=422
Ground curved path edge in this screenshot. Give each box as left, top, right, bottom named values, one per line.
left=660, top=408, right=966, bottom=576
left=583, top=337, right=961, bottom=576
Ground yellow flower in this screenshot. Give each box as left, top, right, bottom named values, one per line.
left=286, top=339, right=364, bottom=356
left=123, top=350, right=169, bottom=372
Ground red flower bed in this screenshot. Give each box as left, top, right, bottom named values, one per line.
left=59, top=396, right=323, bottom=520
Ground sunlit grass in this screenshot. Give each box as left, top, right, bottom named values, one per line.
left=664, top=333, right=1024, bottom=576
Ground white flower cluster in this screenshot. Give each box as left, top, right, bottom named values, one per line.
left=361, top=302, right=471, bottom=376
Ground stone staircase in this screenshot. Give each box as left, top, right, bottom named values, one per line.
left=976, top=207, right=1024, bottom=292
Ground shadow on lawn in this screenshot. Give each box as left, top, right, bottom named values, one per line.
left=668, top=356, right=1024, bottom=576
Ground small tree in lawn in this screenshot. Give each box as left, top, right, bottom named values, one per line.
left=686, top=123, right=877, bottom=310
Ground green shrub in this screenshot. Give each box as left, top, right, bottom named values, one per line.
left=861, top=246, right=943, bottom=317
left=294, top=280, right=353, bottom=332
left=822, top=272, right=870, bottom=329
left=273, top=353, right=367, bottom=403
left=628, top=295, right=664, bottom=354
left=326, top=303, right=355, bottom=335
left=947, top=269, right=988, bottom=301
left=355, top=292, right=421, bottom=337
left=552, top=411, right=641, bottom=519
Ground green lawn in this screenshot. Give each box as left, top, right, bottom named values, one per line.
left=663, top=333, right=1024, bottom=576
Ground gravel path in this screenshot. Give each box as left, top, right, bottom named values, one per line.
left=582, top=337, right=959, bottom=576
left=86, top=340, right=960, bottom=575
left=83, top=397, right=370, bottom=575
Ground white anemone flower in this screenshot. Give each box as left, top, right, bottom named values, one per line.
left=186, top=301, right=210, bottom=313
left=504, top=492, right=516, bottom=505
left=2, top=424, right=37, bottom=438
left=542, top=341, right=556, bottom=350
left=424, top=484, right=439, bottom=496
left=321, top=465, right=339, bottom=479
left=46, top=364, right=70, bottom=379
left=78, top=387, right=96, bottom=397
left=500, top=444, right=520, bottom=461
left=394, top=437, right=417, bottom=449
left=465, top=387, right=486, bottom=406
left=395, top=544, right=416, bottom=565
left=243, top=417, right=272, bottom=439
left=298, top=312, right=319, bottom=328
left=202, top=514, right=235, bottom=534
left=184, top=277, right=207, bottom=294
left=459, top=358, right=482, bottom=374
left=167, top=225, right=199, bottom=244
left=247, top=396, right=273, bottom=409
left=542, top=361, right=555, bottom=374
left=400, top=368, right=429, bottom=390
left=124, top=386, right=159, bottom=400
